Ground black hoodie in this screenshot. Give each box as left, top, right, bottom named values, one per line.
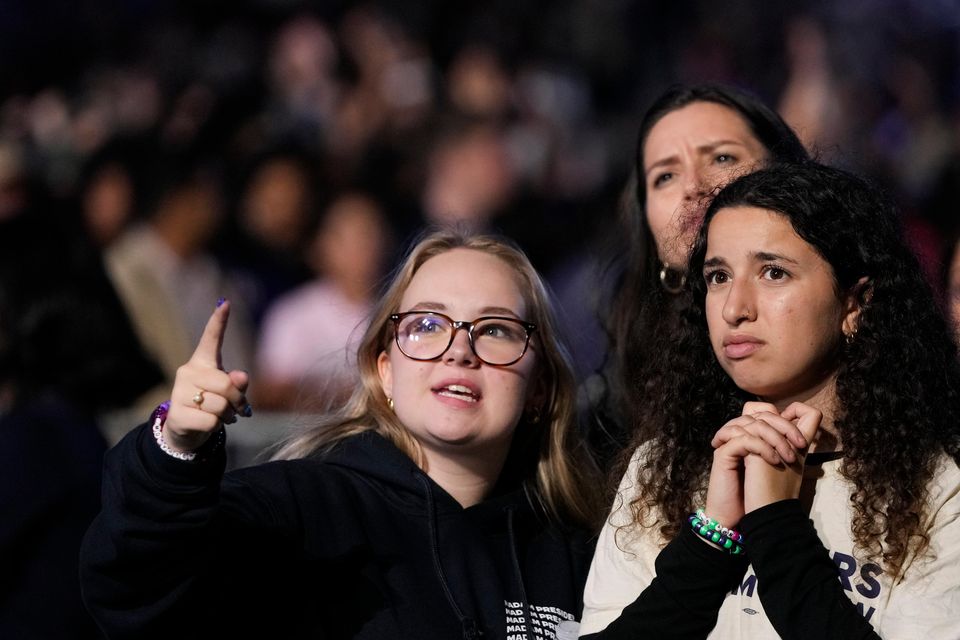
left=80, top=424, right=595, bottom=639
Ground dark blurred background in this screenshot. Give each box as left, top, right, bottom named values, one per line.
left=4, top=0, right=960, bottom=424
left=4, top=0, right=960, bottom=433
left=3, top=2, right=960, bottom=636
left=4, top=0, right=960, bottom=269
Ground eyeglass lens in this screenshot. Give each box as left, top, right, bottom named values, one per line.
left=395, top=313, right=529, bottom=364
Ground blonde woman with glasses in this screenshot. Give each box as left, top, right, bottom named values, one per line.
left=81, top=230, right=609, bottom=640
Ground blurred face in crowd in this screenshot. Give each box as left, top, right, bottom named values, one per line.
left=423, top=126, right=515, bottom=229
left=643, top=101, right=768, bottom=267
left=242, top=158, right=312, bottom=251
left=82, top=163, right=134, bottom=247
left=312, top=192, right=386, bottom=299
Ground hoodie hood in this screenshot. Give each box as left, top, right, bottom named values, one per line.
left=320, top=429, right=543, bottom=519
left=319, top=430, right=549, bottom=639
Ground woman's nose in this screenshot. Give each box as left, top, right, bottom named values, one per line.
left=682, top=168, right=705, bottom=201
left=444, top=326, right=479, bottom=366
left=721, top=280, right=756, bottom=324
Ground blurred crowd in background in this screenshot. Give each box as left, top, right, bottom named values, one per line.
left=4, top=0, right=960, bottom=408
left=4, top=0, right=960, bottom=636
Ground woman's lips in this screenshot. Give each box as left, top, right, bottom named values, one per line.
left=723, top=336, right=764, bottom=359
left=432, top=381, right=482, bottom=406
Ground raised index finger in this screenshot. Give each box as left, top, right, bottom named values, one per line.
left=191, top=300, right=230, bottom=369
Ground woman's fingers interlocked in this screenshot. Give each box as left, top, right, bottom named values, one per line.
left=705, top=401, right=819, bottom=528
left=742, top=402, right=823, bottom=511
left=711, top=411, right=805, bottom=465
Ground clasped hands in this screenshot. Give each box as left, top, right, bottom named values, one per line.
left=704, top=401, right=822, bottom=529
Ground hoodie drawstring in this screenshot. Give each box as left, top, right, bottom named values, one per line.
left=506, top=506, right=533, bottom=640
left=419, top=474, right=482, bottom=640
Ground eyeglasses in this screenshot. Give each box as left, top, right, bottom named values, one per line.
left=389, top=311, right=537, bottom=366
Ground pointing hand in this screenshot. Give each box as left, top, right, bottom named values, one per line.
left=164, top=301, right=252, bottom=453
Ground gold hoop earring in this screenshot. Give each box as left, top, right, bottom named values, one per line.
left=528, top=407, right=541, bottom=424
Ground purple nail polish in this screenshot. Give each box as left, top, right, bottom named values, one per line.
left=241, top=404, right=253, bottom=418
left=216, top=297, right=227, bottom=308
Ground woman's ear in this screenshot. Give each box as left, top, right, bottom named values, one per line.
left=377, top=350, right=393, bottom=399
left=842, top=276, right=871, bottom=338
left=524, top=377, right=548, bottom=424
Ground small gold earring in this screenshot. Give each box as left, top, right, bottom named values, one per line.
left=387, top=397, right=395, bottom=411
left=529, top=407, right=541, bottom=424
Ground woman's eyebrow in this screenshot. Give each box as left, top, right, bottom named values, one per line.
left=406, top=301, right=446, bottom=311
left=404, top=303, right=520, bottom=318
left=696, top=139, right=746, bottom=154
left=752, top=251, right=799, bottom=265
left=478, top=306, right=520, bottom=318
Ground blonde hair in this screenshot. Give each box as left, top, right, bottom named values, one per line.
left=272, top=229, right=601, bottom=527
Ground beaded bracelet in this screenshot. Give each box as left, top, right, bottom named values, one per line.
left=695, top=509, right=744, bottom=542
left=688, top=509, right=745, bottom=555
left=150, top=400, right=225, bottom=462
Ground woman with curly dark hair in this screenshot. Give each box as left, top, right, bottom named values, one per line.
left=589, top=84, right=809, bottom=464
left=581, top=162, right=960, bottom=639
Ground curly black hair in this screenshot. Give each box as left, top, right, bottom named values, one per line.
left=625, top=161, right=960, bottom=578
